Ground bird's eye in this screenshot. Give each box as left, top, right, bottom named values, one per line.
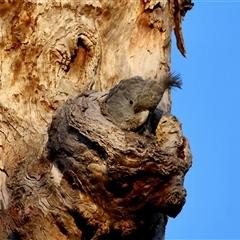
left=129, top=100, right=133, bottom=105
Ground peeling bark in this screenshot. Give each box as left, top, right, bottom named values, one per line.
left=0, top=0, right=193, bottom=239
left=171, top=0, right=194, bottom=57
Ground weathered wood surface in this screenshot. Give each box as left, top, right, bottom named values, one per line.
left=46, top=90, right=191, bottom=239
left=0, top=0, right=193, bottom=239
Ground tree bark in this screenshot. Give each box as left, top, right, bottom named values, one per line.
left=0, top=0, right=193, bottom=239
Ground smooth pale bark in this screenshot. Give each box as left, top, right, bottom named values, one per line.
left=0, top=1, right=193, bottom=239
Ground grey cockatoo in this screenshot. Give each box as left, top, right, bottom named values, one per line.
left=100, top=73, right=182, bottom=130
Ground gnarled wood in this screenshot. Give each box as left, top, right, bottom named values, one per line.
left=5, top=90, right=191, bottom=239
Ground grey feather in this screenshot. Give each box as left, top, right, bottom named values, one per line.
left=101, top=73, right=182, bottom=130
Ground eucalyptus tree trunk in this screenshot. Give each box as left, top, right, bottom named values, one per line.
left=0, top=1, right=193, bottom=239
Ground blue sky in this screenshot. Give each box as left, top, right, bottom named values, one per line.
left=166, top=1, right=240, bottom=239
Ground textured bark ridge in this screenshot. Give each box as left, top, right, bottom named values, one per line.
left=45, top=86, right=192, bottom=239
